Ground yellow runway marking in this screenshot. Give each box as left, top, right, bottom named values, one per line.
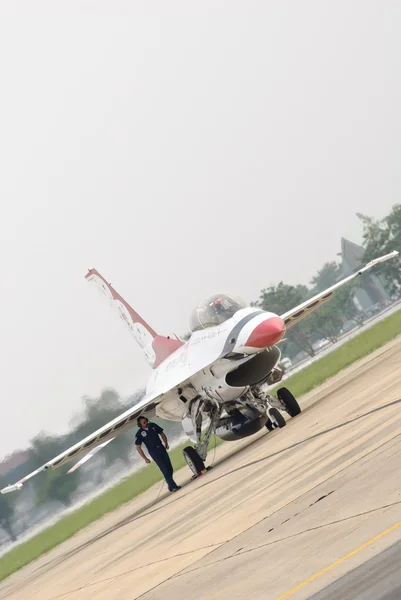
left=276, top=519, right=401, bottom=599
left=206, top=519, right=401, bottom=599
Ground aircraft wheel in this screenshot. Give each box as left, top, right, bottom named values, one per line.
left=265, top=418, right=274, bottom=431
left=268, top=408, right=286, bottom=429
left=277, top=387, right=301, bottom=417
left=183, top=446, right=205, bottom=475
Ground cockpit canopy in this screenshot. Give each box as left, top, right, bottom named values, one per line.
left=189, top=294, right=248, bottom=332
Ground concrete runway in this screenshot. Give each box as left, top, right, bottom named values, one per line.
left=1, top=335, right=401, bottom=600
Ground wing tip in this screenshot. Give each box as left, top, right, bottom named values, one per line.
left=364, top=250, right=399, bottom=271
left=1, top=482, right=23, bottom=494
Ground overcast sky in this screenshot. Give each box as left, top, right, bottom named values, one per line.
left=0, top=1, right=400, bottom=459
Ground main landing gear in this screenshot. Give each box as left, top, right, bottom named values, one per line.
left=181, top=386, right=301, bottom=476
left=266, top=407, right=286, bottom=430
left=263, top=387, right=301, bottom=431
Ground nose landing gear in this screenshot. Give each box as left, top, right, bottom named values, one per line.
left=182, top=398, right=221, bottom=477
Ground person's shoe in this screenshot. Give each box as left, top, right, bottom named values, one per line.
left=172, top=486, right=181, bottom=492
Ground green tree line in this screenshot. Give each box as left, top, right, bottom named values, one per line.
left=255, top=205, right=400, bottom=360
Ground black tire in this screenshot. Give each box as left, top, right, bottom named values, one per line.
left=183, top=446, right=205, bottom=475
left=277, top=387, right=301, bottom=417
left=265, top=418, right=274, bottom=431
left=268, top=407, right=286, bottom=428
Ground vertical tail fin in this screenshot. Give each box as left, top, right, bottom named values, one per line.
left=85, top=269, right=183, bottom=368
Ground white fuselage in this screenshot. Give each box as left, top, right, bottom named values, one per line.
left=145, top=308, right=285, bottom=421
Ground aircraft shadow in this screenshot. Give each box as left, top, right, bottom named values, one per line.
left=206, top=396, right=401, bottom=485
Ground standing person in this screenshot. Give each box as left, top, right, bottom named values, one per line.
left=135, top=416, right=181, bottom=492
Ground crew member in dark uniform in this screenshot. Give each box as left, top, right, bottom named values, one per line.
left=135, top=416, right=181, bottom=492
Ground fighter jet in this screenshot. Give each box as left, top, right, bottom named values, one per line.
left=1, top=250, right=398, bottom=493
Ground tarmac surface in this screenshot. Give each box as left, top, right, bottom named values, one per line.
left=309, top=539, right=401, bottom=600
left=1, top=335, right=401, bottom=599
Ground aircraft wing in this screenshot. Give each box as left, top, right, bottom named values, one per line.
left=1, top=329, right=236, bottom=495
left=66, top=439, right=115, bottom=474
left=281, top=251, right=399, bottom=329
left=0, top=390, right=162, bottom=494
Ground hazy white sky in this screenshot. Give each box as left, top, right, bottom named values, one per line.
left=0, top=1, right=400, bottom=459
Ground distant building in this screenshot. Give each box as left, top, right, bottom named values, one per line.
left=340, top=238, right=390, bottom=310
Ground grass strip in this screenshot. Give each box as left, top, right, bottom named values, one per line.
left=274, top=309, right=401, bottom=397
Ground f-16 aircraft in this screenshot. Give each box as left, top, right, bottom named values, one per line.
left=1, top=250, right=398, bottom=494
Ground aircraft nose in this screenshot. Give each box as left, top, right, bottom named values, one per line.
left=245, top=316, right=286, bottom=349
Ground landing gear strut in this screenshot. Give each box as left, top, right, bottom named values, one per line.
left=182, top=397, right=221, bottom=477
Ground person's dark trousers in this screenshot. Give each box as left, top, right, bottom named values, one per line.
left=150, top=447, right=178, bottom=491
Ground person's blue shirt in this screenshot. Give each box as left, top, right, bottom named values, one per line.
left=135, top=422, right=164, bottom=453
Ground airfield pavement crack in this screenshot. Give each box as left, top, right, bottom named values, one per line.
left=133, top=427, right=401, bottom=599
left=167, top=497, right=401, bottom=582
left=48, top=542, right=227, bottom=600
left=48, top=496, right=401, bottom=600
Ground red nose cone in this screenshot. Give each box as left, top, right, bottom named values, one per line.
left=246, top=317, right=285, bottom=348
